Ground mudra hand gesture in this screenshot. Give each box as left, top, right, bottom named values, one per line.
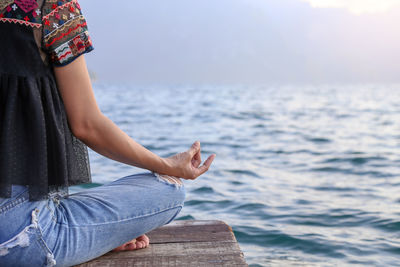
left=164, top=141, right=216, bottom=180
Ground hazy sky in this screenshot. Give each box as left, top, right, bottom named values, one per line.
left=81, top=0, right=400, bottom=84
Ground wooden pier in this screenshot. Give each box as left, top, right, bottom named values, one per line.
left=75, top=220, right=248, bottom=266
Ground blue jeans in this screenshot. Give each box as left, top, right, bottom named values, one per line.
left=0, top=172, right=185, bottom=267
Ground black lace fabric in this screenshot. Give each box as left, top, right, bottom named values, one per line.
left=0, top=4, right=92, bottom=201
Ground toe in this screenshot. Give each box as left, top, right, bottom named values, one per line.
left=111, top=235, right=150, bottom=252
left=126, top=242, right=137, bottom=250
left=138, top=234, right=150, bottom=247
left=137, top=241, right=144, bottom=249
left=112, top=238, right=137, bottom=252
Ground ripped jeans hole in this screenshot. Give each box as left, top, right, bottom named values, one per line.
left=0, top=209, right=57, bottom=266
left=153, top=172, right=183, bottom=186
left=0, top=209, right=39, bottom=257
left=46, top=252, right=56, bottom=267
left=52, top=197, right=60, bottom=206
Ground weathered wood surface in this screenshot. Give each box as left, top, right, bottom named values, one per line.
left=76, top=220, right=248, bottom=267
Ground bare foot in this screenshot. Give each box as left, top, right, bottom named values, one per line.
left=112, top=234, right=150, bottom=252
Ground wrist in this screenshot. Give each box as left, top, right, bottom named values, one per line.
left=156, top=157, right=174, bottom=175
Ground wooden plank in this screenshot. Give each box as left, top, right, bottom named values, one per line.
left=146, top=220, right=236, bottom=244
left=81, top=243, right=246, bottom=267
left=75, top=220, right=247, bottom=267
left=77, top=254, right=246, bottom=267
left=93, top=242, right=243, bottom=259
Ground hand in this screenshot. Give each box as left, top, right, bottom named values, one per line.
left=164, top=141, right=216, bottom=180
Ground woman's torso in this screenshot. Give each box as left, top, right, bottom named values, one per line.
left=0, top=0, right=93, bottom=201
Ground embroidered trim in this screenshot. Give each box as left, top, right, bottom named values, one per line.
left=50, top=30, right=92, bottom=65
left=0, top=0, right=42, bottom=27
left=0, top=17, right=41, bottom=28
left=45, top=21, right=87, bottom=47
left=55, top=43, right=70, bottom=54
left=42, top=0, right=77, bottom=20
left=14, top=0, right=38, bottom=13
left=44, top=15, right=83, bottom=40
left=57, top=42, right=92, bottom=65
left=0, top=0, right=14, bottom=11
left=0, top=0, right=94, bottom=66
left=58, top=50, right=72, bottom=60
left=54, top=41, right=70, bottom=58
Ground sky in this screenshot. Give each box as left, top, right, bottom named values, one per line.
left=81, top=0, right=400, bottom=84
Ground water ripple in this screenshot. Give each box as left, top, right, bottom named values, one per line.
left=87, top=84, right=400, bottom=267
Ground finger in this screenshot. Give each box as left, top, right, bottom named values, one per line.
left=196, top=154, right=216, bottom=176
left=192, top=149, right=202, bottom=168
left=193, top=143, right=202, bottom=167
left=188, top=141, right=201, bottom=157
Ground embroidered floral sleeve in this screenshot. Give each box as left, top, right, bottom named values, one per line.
left=42, top=0, right=93, bottom=66
left=0, top=0, right=42, bottom=28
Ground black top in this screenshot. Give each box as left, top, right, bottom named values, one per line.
left=0, top=0, right=94, bottom=200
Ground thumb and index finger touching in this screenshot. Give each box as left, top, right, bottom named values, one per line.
left=188, top=141, right=201, bottom=157
left=188, top=141, right=216, bottom=176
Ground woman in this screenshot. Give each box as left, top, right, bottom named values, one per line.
left=0, top=0, right=215, bottom=266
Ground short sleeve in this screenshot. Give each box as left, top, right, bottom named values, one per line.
left=42, top=0, right=93, bottom=66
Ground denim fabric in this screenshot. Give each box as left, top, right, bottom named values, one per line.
left=0, top=172, right=185, bottom=267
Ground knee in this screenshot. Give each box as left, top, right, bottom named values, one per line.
left=153, top=172, right=186, bottom=208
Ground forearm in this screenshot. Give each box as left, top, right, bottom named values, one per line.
left=76, top=112, right=171, bottom=174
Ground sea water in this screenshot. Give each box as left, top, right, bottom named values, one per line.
left=79, top=84, right=400, bottom=266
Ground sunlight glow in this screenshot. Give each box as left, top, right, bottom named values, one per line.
left=302, top=0, right=400, bottom=14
